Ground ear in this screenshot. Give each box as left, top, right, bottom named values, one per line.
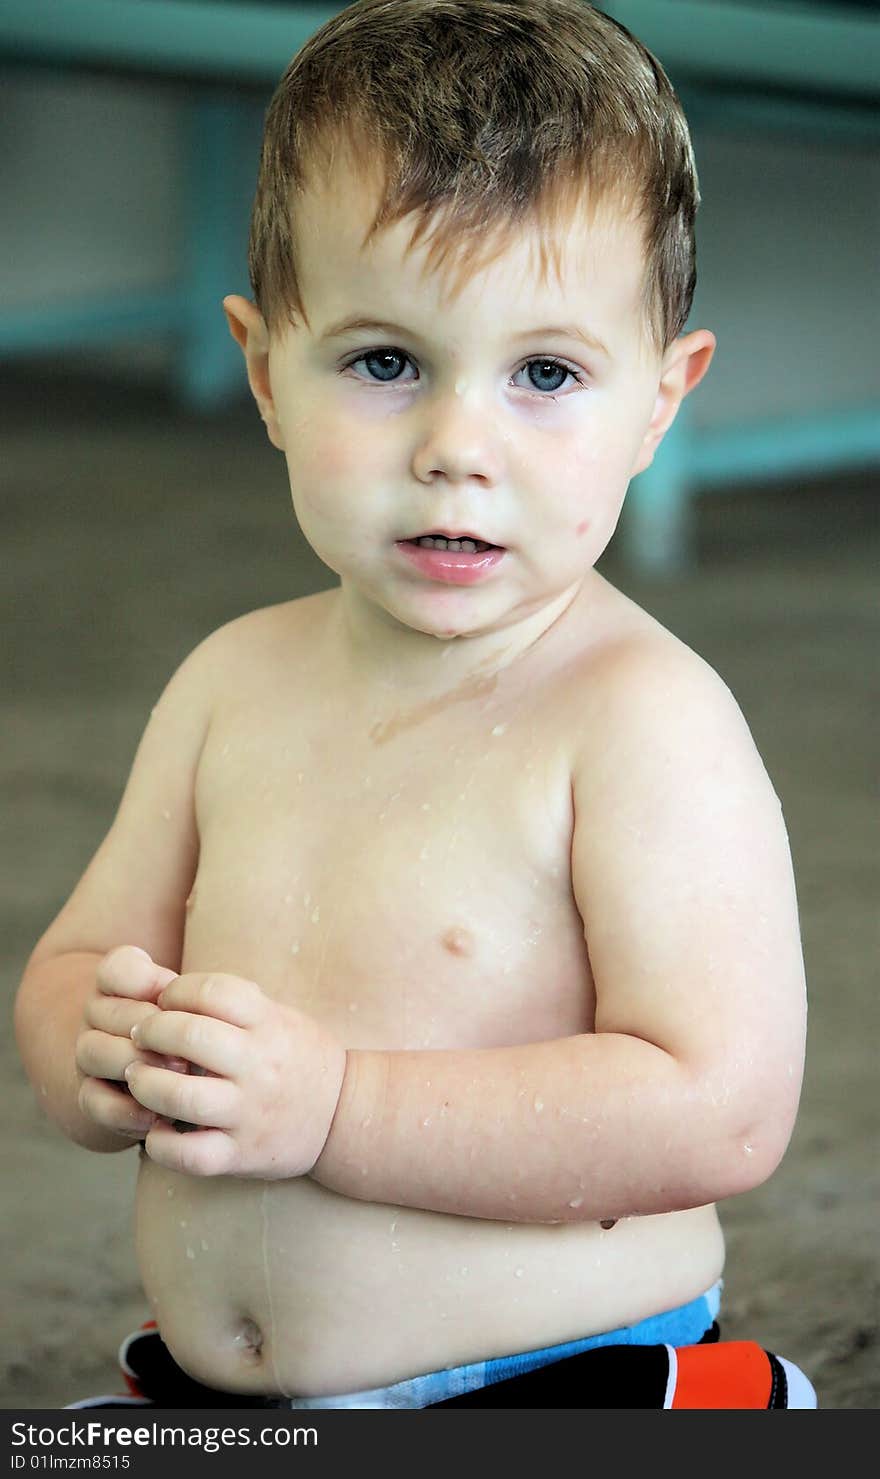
left=223, top=295, right=285, bottom=450
left=631, top=329, right=716, bottom=477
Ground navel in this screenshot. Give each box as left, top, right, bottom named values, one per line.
left=232, top=1316, right=264, bottom=1366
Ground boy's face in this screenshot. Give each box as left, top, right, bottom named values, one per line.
left=230, top=154, right=713, bottom=643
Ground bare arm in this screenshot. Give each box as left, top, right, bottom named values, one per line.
left=14, top=628, right=219, bottom=1149
left=311, top=645, right=807, bottom=1222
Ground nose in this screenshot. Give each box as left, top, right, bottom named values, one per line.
left=410, top=385, right=505, bottom=488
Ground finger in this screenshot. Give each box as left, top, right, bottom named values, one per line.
left=130, top=1010, right=244, bottom=1077
left=86, top=995, right=160, bottom=1036
left=77, top=1029, right=139, bottom=1081
left=76, top=1029, right=180, bottom=1082
left=125, top=1061, right=239, bottom=1129
left=78, top=1076, right=157, bottom=1139
left=96, top=946, right=178, bottom=1002
left=142, top=1124, right=238, bottom=1177
left=157, top=973, right=264, bottom=1029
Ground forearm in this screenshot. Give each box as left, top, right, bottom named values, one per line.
left=311, top=1032, right=775, bottom=1223
left=14, top=949, right=131, bottom=1153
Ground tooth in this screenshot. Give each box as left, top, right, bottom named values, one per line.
left=447, top=540, right=461, bottom=551
left=420, top=537, right=436, bottom=547
left=460, top=540, right=476, bottom=553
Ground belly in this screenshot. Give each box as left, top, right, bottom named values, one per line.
left=135, top=1156, right=725, bottom=1397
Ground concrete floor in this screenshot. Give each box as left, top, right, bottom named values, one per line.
left=2, top=364, right=877, bottom=1408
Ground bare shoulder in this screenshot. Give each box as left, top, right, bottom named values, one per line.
left=192, top=590, right=335, bottom=690
left=26, top=591, right=334, bottom=971
left=570, top=610, right=777, bottom=811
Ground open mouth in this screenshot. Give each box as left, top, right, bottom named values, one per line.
left=402, top=532, right=502, bottom=553
left=395, top=532, right=506, bottom=585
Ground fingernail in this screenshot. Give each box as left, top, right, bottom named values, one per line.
left=130, top=1024, right=141, bottom=1041
left=124, top=1064, right=134, bottom=1080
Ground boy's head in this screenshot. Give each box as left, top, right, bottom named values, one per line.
left=226, top=0, right=714, bottom=643
left=249, top=0, right=702, bottom=362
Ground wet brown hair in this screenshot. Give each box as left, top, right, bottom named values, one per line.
left=249, top=0, right=701, bottom=356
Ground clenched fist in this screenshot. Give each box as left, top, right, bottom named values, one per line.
left=123, top=965, right=348, bottom=1180
left=76, top=945, right=180, bottom=1141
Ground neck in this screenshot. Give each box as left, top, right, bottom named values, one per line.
left=331, top=580, right=586, bottom=697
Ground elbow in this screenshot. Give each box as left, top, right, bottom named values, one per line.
left=694, top=1097, right=800, bottom=1204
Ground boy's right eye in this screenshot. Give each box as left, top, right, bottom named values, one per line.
left=343, top=347, right=417, bottom=384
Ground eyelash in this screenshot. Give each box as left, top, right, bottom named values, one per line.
left=339, top=347, right=587, bottom=398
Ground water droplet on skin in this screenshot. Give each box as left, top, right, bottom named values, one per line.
left=514, top=1267, right=525, bottom=1278
left=186, top=1246, right=195, bottom=1259
left=40, top=1084, right=47, bottom=1097
left=221, top=744, right=230, bottom=757
left=378, top=811, right=387, bottom=822
left=421, top=802, right=431, bottom=812
left=283, top=893, right=293, bottom=906
left=303, top=892, right=311, bottom=908
left=421, top=1117, right=432, bottom=1128
left=419, top=845, right=429, bottom=860
left=290, top=940, right=300, bottom=955
left=179, top=1220, right=187, bottom=1228
left=361, top=1116, right=372, bottom=1129
left=166, top=1188, right=175, bottom=1199
left=296, top=772, right=304, bottom=784
left=311, top=907, right=320, bottom=924
left=491, top=724, right=507, bottom=737
left=200, top=1239, right=209, bottom=1251
left=391, top=1241, right=401, bottom=1253
left=743, top=1142, right=754, bottom=1156
left=568, top=1196, right=583, bottom=1209
left=459, top=1266, right=469, bottom=1276
left=161, top=809, right=171, bottom=821
left=533, top=1096, right=544, bottom=1113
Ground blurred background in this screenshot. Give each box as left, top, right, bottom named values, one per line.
left=2, top=0, right=878, bottom=1408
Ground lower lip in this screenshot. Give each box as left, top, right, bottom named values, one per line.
left=395, top=541, right=506, bottom=586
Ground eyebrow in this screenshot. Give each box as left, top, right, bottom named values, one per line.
left=320, top=315, right=612, bottom=360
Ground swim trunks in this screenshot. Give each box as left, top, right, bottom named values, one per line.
left=66, top=1282, right=817, bottom=1409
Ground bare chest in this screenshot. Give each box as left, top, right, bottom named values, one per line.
left=183, top=684, right=595, bottom=1048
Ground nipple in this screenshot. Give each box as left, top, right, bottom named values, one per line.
left=441, top=925, right=474, bottom=957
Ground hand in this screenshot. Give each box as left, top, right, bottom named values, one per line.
left=124, top=972, right=348, bottom=1179
left=76, top=946, right=180, bottom=1141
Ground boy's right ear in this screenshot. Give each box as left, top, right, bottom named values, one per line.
left=223, top=295, right=285, bottom=450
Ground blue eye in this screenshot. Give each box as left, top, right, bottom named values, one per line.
left=524, top=360, right=571, bottom=394
left=350, top=348, right=413, bottom=382
left=343, top=347, right=582, bottom=395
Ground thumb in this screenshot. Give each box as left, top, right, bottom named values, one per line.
left=98, top=945, right=178, bottom=1001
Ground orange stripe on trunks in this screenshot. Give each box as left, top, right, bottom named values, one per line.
left=672, top=1340, right=774, bottom=1408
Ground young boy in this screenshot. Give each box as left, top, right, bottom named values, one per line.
left=15, top=0, right=814, bottom=1408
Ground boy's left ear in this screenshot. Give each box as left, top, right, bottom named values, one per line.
left=631, top=329, right=716, bottom=477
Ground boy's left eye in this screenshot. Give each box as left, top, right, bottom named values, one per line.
left=341, top=348, right=583, bottom=396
